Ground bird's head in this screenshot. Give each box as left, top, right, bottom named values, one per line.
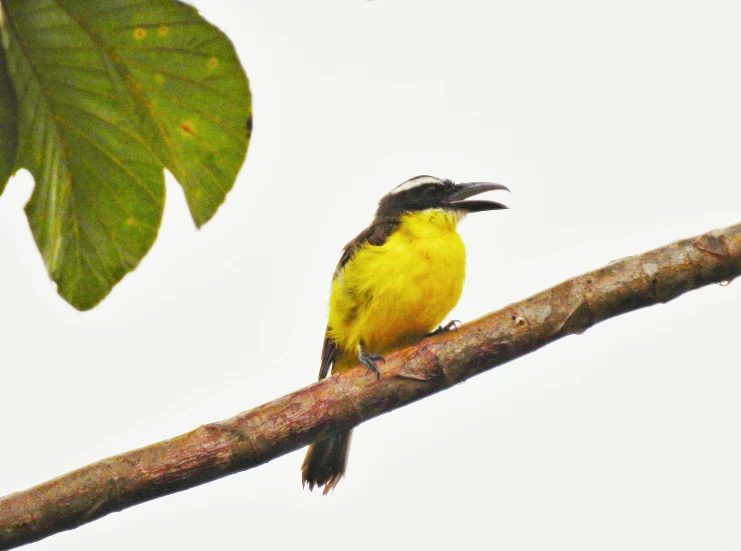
left=375, top=175, right=509, bottom=220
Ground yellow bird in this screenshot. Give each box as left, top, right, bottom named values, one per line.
left=302, top=175, right=509, bottom=493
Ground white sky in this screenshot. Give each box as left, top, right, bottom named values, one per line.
left=2, top=1, right=741, bottom=549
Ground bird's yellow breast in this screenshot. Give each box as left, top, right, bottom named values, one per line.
left=328, top=209, right=466, bottom=371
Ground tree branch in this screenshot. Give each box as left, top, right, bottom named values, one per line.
left=2, top=222, right=740, bottom=550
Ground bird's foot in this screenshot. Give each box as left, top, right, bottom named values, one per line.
left=357, top=346, right=384, bottom=380
left=427, top=319, right=461, bottom=337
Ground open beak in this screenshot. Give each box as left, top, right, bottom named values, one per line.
left=443, top=182, right=510, bottom=212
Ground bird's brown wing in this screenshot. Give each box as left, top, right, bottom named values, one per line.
left=334, top=219, right=400, bottom=276
left=318, top=334, right=337, bottom=380
left=317, top=219, right=399, bottom=380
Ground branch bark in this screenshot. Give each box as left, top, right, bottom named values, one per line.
left=2, top=223, right=740, bottom=549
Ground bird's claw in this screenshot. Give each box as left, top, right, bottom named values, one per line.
left=427, top=319, right=462, bottom=337
left=358, top=350, right=384, bottom=380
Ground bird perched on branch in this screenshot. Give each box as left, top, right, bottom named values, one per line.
left=302, top=175, right=509, bottom=493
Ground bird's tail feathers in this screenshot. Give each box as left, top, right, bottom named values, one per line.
left=302, top=430, right=352, bottom=495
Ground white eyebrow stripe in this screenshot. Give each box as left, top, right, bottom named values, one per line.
left=388, top=175, right=448, bottom=195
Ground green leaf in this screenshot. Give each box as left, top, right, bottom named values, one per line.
left=0, top=37, right=18, bottom=196
left=1, top=0, right=251, bottom=309
left=57, top=0, right=253, bottom=227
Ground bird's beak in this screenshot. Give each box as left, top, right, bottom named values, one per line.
left=443, top=182, right=510, bottom=212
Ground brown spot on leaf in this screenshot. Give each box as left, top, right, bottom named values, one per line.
left=179, top=121, right=195, bottom=137
left=207, top=57, right=218, bottom=69
left=158, top=24, right=168, bottom=37
left=133, top=28, right=146, bottom=40
left=246, top=116, right=252, bottom=138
